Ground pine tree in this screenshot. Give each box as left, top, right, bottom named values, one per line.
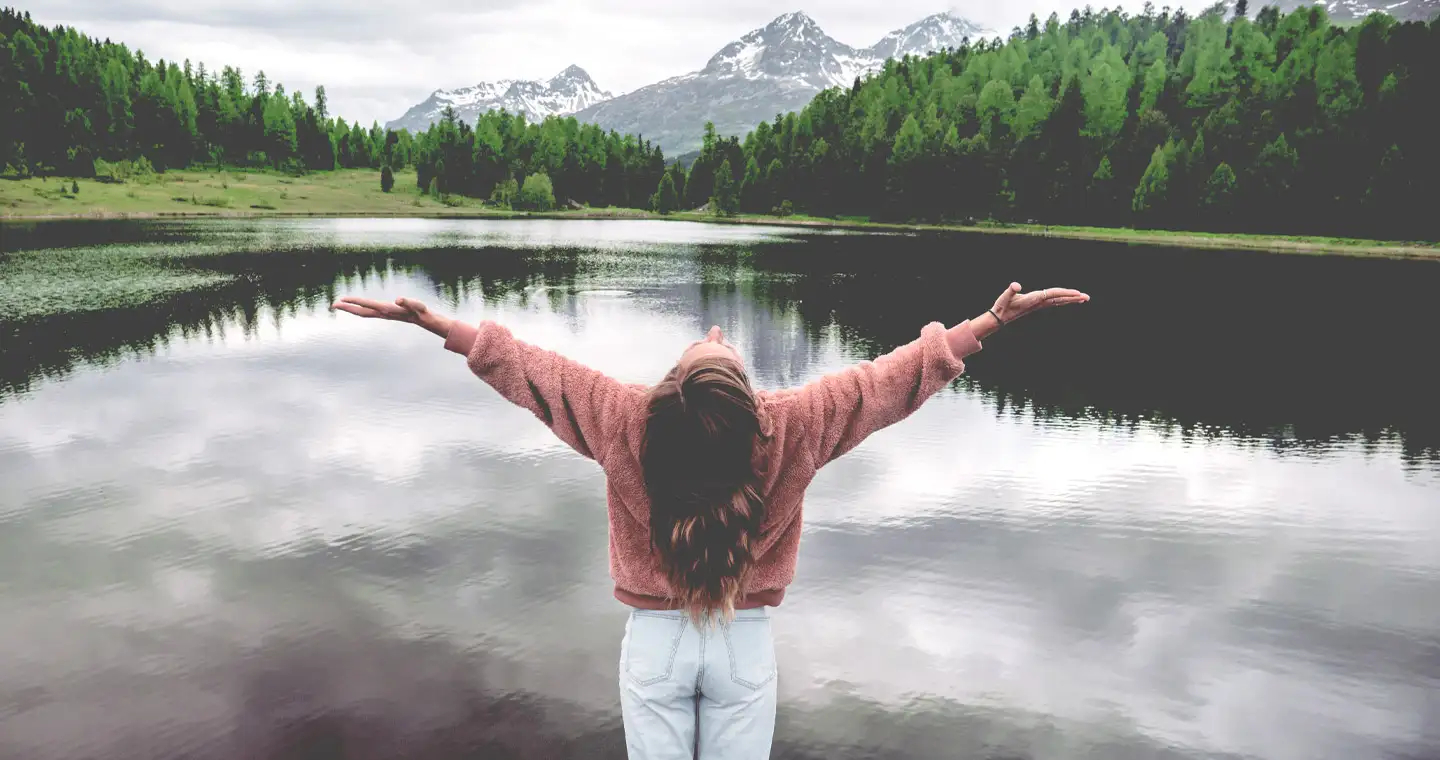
left=976, top=81, right=1015, bottom=142
left=1202, top=162, right=1237, bottom=218
left=738, top=156, right=762, bottom=212
left=711, top=158, right=737, bottom=216
left=262, top=94, right=298, bottom=166
left=1013, top=76, right=1054, bottom=141
left=1089, top=155, right=1116, bottom=223
left=1133, top=143, right=1174, bottom=218
left=653, top=171, right=678, bottom=214
left=764, top=158, right=785, bottom=213
left=1140, top=61, right=1167, bottom=113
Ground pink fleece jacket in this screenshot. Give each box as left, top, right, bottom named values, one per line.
left=444, top=320, right=983, bottom=609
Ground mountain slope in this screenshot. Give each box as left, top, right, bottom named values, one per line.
left=386, top=65, right=610, bottom=132
left=1267, top=0, right=1439, bottom=22
left=573, top=11, right=989, bottom=155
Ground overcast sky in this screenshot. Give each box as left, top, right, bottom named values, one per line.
left=26, top=0, right=1144, bottom=126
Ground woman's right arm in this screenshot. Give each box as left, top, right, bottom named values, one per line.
left=442, top=319, right=636, bottom=462
left=333, top=297, right=636, bottom=464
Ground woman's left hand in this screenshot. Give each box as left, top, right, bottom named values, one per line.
left=991, top=282, right=1090, bottom=324
left=331, top=296, right=454, bottom=339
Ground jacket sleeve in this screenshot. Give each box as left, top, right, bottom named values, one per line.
left=778, top=321, right=982, bottom=466
left=444, top=320, right=636, bottom=463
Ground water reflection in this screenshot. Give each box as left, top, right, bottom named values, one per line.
left=1, top=219, right=1438, bottom=760
left=6, top=220, right=1438, bottom=458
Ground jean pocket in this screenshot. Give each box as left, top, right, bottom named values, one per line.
left=624, top=613, right=687, bottom=687
left=723, top=618, right=777, bottom=690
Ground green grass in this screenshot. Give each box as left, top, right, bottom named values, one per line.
left=1013, top=223, right=1438, bottom=250
left=664, top=211, right=1439, bottom=260
left=2, top=167, right=1435, bottom=259
left=0, top=167, right=494, bottom=219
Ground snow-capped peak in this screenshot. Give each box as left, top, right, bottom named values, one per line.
left=386, top=65, right=612, bottom=132
left=868, top=12, right=988, bottom=61
left=698, top=9, right=990, bottom=88
left=766, top=10, right=823, bottom=36
left=703, top=10, right=850, bottom=81
left=549, top=65, right=598, bottom=89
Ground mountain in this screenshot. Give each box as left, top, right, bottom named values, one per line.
left=868, top=12, right=990, bottom=61
left=386, top=65, right=611, bottom=132
left=573, top=11, right=990, bottom=155
left=1266, top=0, right=1439, bottom=22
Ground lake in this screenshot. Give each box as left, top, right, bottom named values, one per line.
left=1, top=218, right=1437, bottom=760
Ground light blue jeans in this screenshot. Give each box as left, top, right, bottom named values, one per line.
left=619, top=606, right=778, bottom=759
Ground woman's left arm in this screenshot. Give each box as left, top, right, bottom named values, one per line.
left=333, top=297, right=636, bottom=463
left=773, top=282, right=1089, bottom=466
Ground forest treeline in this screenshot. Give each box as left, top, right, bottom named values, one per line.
left=3, top=4, right=1438, bottom=238
left=0, top=5, right=663, bottom=209
left=0, top=8, right=409, bottom=175
left=411, top=107, right=666, bottom=211
left=691, top=3, right=1439, bottom=238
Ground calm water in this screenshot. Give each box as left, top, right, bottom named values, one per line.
left=1, top=219, right=1437, bottom=760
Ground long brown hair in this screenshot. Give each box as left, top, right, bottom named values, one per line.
left=641, top=355, right=767, bottom=624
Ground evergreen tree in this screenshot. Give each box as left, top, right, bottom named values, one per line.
left=1013, top=76, right=1054, bottom=141
left=976, top=81, right=1015, bottom=142
left=711, top=158, right=737, bottom=216
left=1089, top=155, right=1118, bottom=224
left=262, top=92, right=297, bottom=166
left=653, top=171, right=679, bottom=214
left=739, top=156, right=763, bottom=213
left=764, top=158, right=784, bottom=212
left=1202, top=161, right=1237, bottom=220
left=1133, top=143, right=1174, bottom=218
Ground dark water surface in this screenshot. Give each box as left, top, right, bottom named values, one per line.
left=1, top=218, right=1437, bottom=760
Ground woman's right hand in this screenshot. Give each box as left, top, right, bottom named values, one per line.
left=331, top=296, right=455, bottom=339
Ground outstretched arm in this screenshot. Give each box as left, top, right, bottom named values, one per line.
left=332, top=297, right=636, bottom=463
left=780, top=282, right=1088, bottom=466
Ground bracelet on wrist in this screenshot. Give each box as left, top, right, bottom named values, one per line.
left=987, top=309, right=1005, bottom=328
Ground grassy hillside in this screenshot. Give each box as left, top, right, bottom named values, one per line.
left=0, top=168, right=491, bottom=219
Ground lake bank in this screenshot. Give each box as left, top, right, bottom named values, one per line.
left=4, top=168, right=1436, bottom=260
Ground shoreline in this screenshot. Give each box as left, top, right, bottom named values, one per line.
left=5, top=206, right=1436, bottom=260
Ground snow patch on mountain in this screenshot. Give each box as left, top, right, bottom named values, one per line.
left=1263, top=0, right=1437, bottom=21
left=386, top=65, right=611, bottom=132
left=696, top=11, right=986, bottom=91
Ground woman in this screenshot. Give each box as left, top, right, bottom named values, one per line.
left=333, top=281, right=1089, bottom=759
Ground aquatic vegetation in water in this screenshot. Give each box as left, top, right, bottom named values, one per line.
left=0, top=245, right=235, bottom=322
